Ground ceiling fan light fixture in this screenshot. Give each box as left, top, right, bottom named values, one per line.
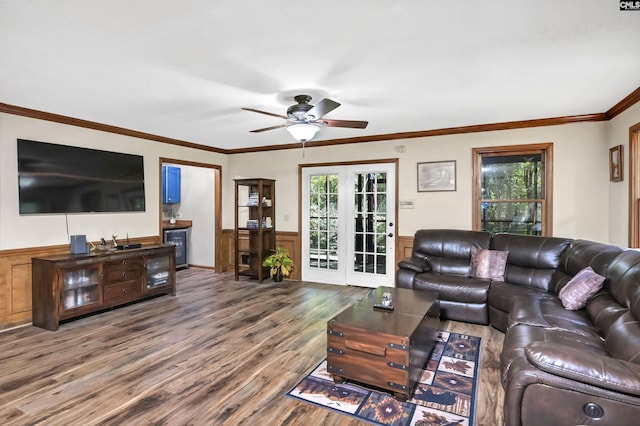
left=287, top=123, right=319, bottom=142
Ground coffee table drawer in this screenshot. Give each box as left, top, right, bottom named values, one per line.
left=327, top=325, right=411, bottom=394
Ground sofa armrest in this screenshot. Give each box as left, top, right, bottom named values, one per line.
left=397, top=257, right=430, bottom=273
left=525, top=341, right=640, bottom=396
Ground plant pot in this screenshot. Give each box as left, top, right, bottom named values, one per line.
left=273, top=271, right=283, bottom=282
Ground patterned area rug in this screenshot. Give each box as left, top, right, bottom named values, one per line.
left=286, top=331, right=481, bottom=426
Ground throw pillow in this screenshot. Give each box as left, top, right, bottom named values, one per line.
left=558, top=266, right=605, bottom=310
left=470, top=248, right=509, bottom=281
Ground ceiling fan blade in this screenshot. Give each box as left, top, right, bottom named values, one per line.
left=249, top=124, right=287, bottom=133
left=304, top=98, right=340, bottom=120
left=241, top=107, right=287, bottom=120
left=319, top=119, right=368, bottom=129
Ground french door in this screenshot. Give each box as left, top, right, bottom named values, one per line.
left=301, top=163, right=396, bottom=287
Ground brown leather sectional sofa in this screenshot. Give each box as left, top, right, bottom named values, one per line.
left=396, top=229, right=640, bottom=426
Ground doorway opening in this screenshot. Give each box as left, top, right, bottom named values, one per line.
left=159, top=158, right=222, bottom=271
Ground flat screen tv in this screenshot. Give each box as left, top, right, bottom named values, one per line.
left=17, top=139, right=146, bottom=214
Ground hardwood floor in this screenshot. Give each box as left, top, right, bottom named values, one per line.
left=0, top=268, right=504, bottom=425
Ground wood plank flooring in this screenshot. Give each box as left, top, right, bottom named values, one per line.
left=0, top=268, right=504, bottom=425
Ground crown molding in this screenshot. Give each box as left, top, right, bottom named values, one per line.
left=606, top=86, right=640, bottom=119
left=2, top=86, right=638, bottom=154
left=225, top=113, right=608, bottom=153
left=0, top=102, right=228, bottom=154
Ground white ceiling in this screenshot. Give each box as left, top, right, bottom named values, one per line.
left=1, top=1, right=639, bottom=151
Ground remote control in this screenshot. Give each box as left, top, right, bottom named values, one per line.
left=373, top=303, right=394, bottom=311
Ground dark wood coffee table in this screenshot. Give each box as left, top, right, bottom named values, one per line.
left=326, top=286, right=440, bottom=401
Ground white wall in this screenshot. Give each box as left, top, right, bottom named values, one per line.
left=177, top=165, right=215, bottom=267
left=3, top=103, right=639, bottom=252
left=0, top=113, right=226, bottom=250
left=606, top=101, right=640, bottom=246
left=227, top=120, right=613, bottom=243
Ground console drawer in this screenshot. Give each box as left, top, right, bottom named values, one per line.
left=104, top=258, right=143, bottom=285
left=104, top=281, right=141, bottom=305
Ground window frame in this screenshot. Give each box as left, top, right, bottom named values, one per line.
left=472, top=143, right=554, bottom=237
left=628, top=122, right=640, bottom=247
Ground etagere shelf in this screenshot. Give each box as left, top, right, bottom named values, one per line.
left=234, top=178, right=276, bottom=283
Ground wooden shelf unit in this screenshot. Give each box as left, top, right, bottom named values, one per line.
left=32, top=244, right=176, bottom=331
left=234, top=178, right=275, bottom=283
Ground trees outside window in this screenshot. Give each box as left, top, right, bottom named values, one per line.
left=473, top=143, right=553, bottom=236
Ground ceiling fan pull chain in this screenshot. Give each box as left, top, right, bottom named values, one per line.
left=302, top=141, right=306, bottom=158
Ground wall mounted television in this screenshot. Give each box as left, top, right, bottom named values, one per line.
left=17, top=139, right=146, bottom=214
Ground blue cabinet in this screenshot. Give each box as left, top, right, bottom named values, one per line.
left=162, top=165, right=181, bottom=204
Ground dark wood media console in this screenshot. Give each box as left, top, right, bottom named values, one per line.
left=32, top=244, right=176, bottom=331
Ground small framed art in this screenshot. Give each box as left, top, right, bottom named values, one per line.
left=417, top=160, right=456, bottom=192
left=609, top=145, right=623, bottom=182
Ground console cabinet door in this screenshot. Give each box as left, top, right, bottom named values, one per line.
left=59, top=264, right=103, bottom=317
left=145, top=253, right=176, bottom=295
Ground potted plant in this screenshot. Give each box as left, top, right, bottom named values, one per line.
left=263, top=246, right=294, bottom=282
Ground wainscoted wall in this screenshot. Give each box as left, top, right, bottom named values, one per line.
left=397, top=235, right=414, bottom=261
left=220, top=230, right=301, bottom=281
left=2, top=233, right=414, bottom=331
left=0, top=236, right=159, bottom=330
left=221, top=230, right=414, bottom=285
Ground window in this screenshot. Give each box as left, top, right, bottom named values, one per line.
left=473, top=143, right=553, bottom=236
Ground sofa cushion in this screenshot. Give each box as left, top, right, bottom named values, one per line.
left=587, top=292, right=629, bottom=335
left=470, top=248, right=508, bottom=281
left=491, top=234, right=572, bottom=291
left=605, top=312, right=640, bottom=364
left=558, top=266, right=605, bottom=310
left=603, top=249, right=640, bottom=319
left=525, top=341, right=640, bottom=396
left=412, top=272, right=490, bottom=303
left=501, top=324, right=606, bottom=386
left=488, top=281, right=551, bottom=313
left=508, top=296, right=602, bottom=339
left=550, top=239, right=623, bottom=294
left=411, top=229, right=491, bottom=276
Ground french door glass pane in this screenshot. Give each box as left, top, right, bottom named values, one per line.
left=353, top=172, right=387, bottom=275
left=308, top=174, right=339, bottom=271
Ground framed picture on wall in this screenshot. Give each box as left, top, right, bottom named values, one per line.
left=609, top=145, right=623, bottom=182
left=417, top=160, right=456, bottom=192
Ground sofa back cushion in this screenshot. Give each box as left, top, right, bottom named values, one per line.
left=412, top=229, right=491, bottom=275
left=605, top=311, right=640, bottom=364
left=551, top=239, right=624, bottom=295
left=601, top=250, right=640, bottom=315
left=587, top=250, right=640, bottom=359
left=490, top=233, right=572, bottom=291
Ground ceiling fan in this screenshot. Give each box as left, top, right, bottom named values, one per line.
left=242, top=95, right=368, bottom=142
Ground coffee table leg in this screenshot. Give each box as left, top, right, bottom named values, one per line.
left=393, top=392, right=408, bottom=402
left=332, top=374, right=346, bottom=384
